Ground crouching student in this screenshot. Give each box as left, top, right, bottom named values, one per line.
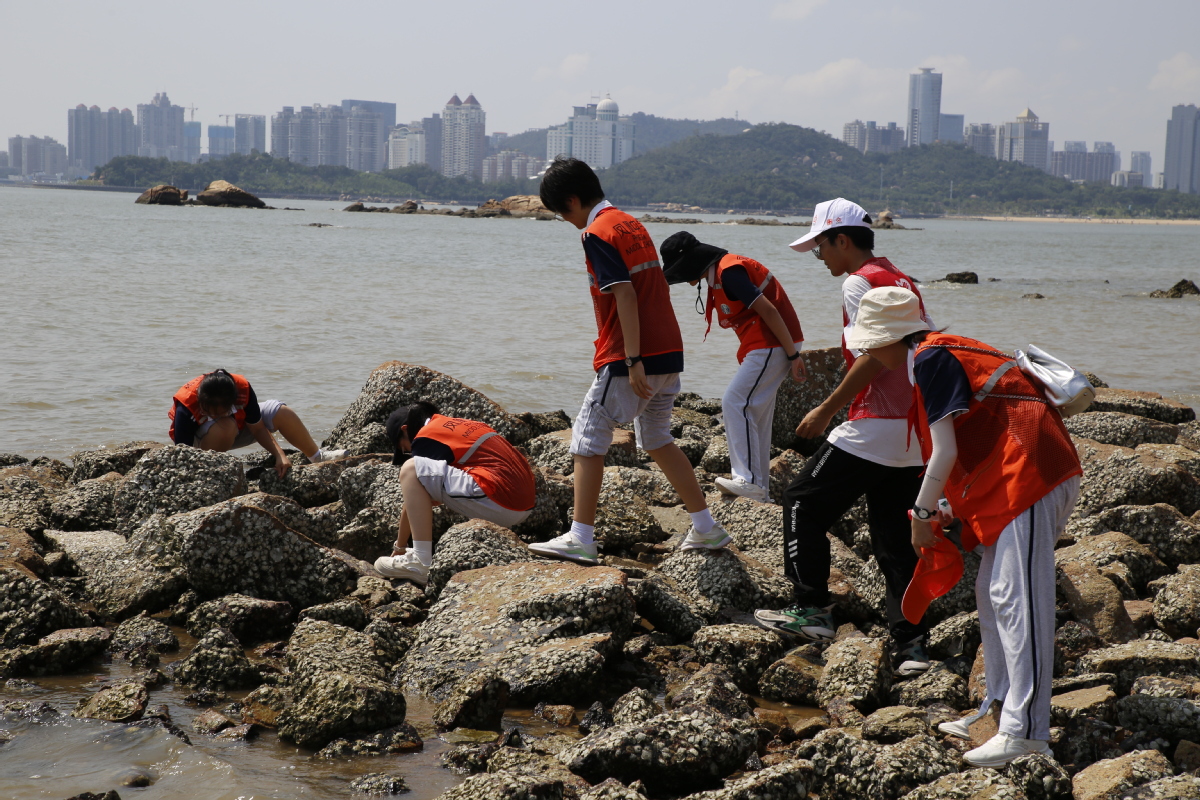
left=169, top=369, right=346, bottom=477
left=373, top=401, right=536, bottom=585
left=660, top=231, right=806, bottom=502
left=847, top=286, right=1082, bottom=767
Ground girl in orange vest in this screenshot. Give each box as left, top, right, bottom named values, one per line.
left=373, top=401, right=536, bottom=586
left=661, top=232, right=806, bottom=502
left=169, top=369, right=346, bottom=477
left=847, top=286, right=1081, bottom=768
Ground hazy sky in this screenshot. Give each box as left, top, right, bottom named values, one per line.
left=4, top=0, right=1199, bottom=170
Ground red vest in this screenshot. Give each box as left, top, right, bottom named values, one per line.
left=843, top=258, right=926, bottom=420
left=910, top=333, right=1082, bottom=549
left=415, top=414, right=536, bottom=512
left=584, top=207, right=684, bottom=372
left=168, top=372, right=252, bottom=440
left=705, top=254, right=804, bottom=363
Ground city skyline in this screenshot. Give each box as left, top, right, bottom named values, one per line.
left=2, top=0, right=1198, bottom=173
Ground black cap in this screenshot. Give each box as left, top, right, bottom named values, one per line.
left=660, top=231, right=727, bottom=285
left=385, top=407, right=409, bottom=465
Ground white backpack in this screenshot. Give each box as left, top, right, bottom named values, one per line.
left=1013, top=344, right=1096, bottom=418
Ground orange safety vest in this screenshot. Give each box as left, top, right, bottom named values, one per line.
left=168, top=372, right=252, bottom=440
left=704, top=254, right=804, bottom=363
left=414, top=414, right=536, bottom=512
left=584, top=207, right=684, bottom=372
left=843, top=258, right=926, bottom=420
left=910, top=333, right=1082, bottom=550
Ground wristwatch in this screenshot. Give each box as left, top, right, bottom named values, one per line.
left=786, top=350, right=801, bottom=361
left=624, top=355, right=642, bottom=367
left=911, top=505, right=936, bottom=521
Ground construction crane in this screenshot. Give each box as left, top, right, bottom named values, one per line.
left=186, top=104, right=199, bottom=121
left=221, top=114, right=233, bottom=127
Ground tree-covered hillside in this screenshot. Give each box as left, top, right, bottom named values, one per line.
left=501, top=113, right=748, bottom=160
left=600, top=123, right=1200, bottom=217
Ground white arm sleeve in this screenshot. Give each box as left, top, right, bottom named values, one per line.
left=842, top=275, right=872, bottom=358
left=916, top=415, right=958, bottom=510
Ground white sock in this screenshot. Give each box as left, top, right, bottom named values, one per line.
left=308, top=449, right=324, bottom=463
left=569, top=521, right=595, bottom=545
left=689, top=508, right=715, bottom=534
left=412, top=539, right=433, bottom=566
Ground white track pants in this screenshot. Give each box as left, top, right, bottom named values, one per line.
left=960, top=476, right=1080, bottom=741
left=722, top=346, right=794, bottom=490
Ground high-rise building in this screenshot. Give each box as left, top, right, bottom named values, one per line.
left=842, top=120, right=904, bottom=154
left=906, top=68, right=942, bottom=147
left=1130, top=151, right=1152, bottom=182
left=1163, top=104, right=1200, bottom=194
left=67, top=104, right=138, bottom=174
left=997, top=108, right=1050, bottom=172
left=1111, top=171, right=1144, bottom=188
left=546, top=96, right=636, bottom=170
left=345, top=105, right=386, bottom=172
left=0, top=151, right=8, bottom=168
left=387, top=125, right=427, bottom=169
left=421, top=113, right=443, bottom=174
left=482, top=150, right=544, bottom=182
left=7, top=136, right=67, bottom=177
left=342, top=100, right=394, bottom=170
left=1051, top=141, right=1088, bottom=180
left=964, top=123, right=997, bottom=158
left=271, top=104, right=347, bottom=167
left=489, top=132, right=509, bottom=151
left=843, top=120, right=867, bottom=151
left=184, top=121, right=202, bottom=163
left=441, top=94, right=487, bottom=178
left=137, top=92, right=186, bottom=160
left=234, top=115, right=266, bottom=155
left=1088, top=142, right=1117, bottom=183
left=938, top=114, right=964, bottom=144
left=208, top=125, right=235, bottom=158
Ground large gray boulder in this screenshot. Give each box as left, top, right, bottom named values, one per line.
left=257, top=455, right=381, bottom=508
left=1067, top=412, right=1180, bottom=449
left=1088, top=388, right=1196, bottom=424
left=1150, top=564, right=1200, bottom=640
left=0, top=626, right=111, bottom=678
left=657, top=547, right=793, bottom=619
left=817, top=636, right=890, bottom=713
left=1055, top=532, right=1170, bottom=595
left=49, top=472, right=123, bottom=530
left=1076, top=640, right=1200, bottom=694
left=1065, top=504, right=1200, bottom=568
left=69, top=441, right=164, bottom=483
left=324, top=362, right=532, bottom=452
left=0, top=562, right=91, bottom=647
left=113, top=445, right=247, bottom=531
left=802, top=728, right=960, bottom=800
left=0, top=462, right=68, bottom=533
left=398, top=562, right=633, bottom=705
left=42, top=530, right=184, bottom=621
left=1074, top=438, right=1200, bottom=519
left=772, top=347, right=846, bottom=451
left=186, top=593, right=295, bottom=643
left=692, top=624, right=787, bottom=692
left=171, top=626, right=260, bottom=690
left=425, top=520, right=534, bottom=599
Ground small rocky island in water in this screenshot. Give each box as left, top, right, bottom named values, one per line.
left=3, top=353, right=1200, bottom=799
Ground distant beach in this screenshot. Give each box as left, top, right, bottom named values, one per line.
left=948, top=214, right=1200, bottom=225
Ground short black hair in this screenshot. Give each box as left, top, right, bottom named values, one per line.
left=822, top=224, right=874, bottom=251
left=197, top=369, right=237, bottom=410
left=385, top=400, right=440, bottom=465
left=539, top=156, right=604, bottom=215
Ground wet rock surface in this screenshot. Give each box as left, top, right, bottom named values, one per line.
left=171, top=627, right=260, bottom=691
left=43, top=530, right=184, bottom=621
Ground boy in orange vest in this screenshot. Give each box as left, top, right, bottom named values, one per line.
left=529, top=157, right=729, bottom=565
left=848, top=286, right=1081, bottom=767
left=660, top=231, right=807, bottom=503
left=169, top=369, right=345, bottom=477
left=374, top=401, right=536, bottom=585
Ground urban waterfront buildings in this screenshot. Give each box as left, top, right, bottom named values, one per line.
left=270, top=103, right=386, bottom=170
left=482, top=150, right=544, bottom=182
left=67, top=104, right=137, bottom=174
left=136, top=92, right=186, bottom=161
left=7, top=135, right=68, bottom=177
left=441, top=94, right=486, bottom=179
left=1049, top=140, right=1118, bottom=183
left=184, top=121, right=202, bottom=164
left=842, top=120, right=905, bottom=154
left=964, top=123, right=997, bottom=157
left=235, top=115, right=266, bottom=155
left=937, top=114, right=964, bottom=144
left=208, top=125, right=236, bottom=158
left=1163, top=104, right=1200, bottom=194
left=546, top=96, right=635, bottom=170
left=906, top=68, right=942, bottom=147
left=387, top=125, right=426, bottom=169
left=1130, top=151, right=1152, bottom=182
left=997, top=108, right=1050, bottom=172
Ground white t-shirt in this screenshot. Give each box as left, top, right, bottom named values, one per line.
left=825, top=273, right=929, bottom=468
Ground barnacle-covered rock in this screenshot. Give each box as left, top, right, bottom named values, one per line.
left=69, top=441, right=164, bottom=483
left=692, top=624, right=787, bottom=692
left=109, top=612, right=178, bottom=660
left=711, top=498, right=784, bottom=569
left=336, top=461, right=404, bottom=522
left=426, top=520, right=533, bottom=600
left=325, top=362, right=532, bottom=450
left=525, top=429, right=642, bottom=476
left=0, top=563, right=91, bottom=647
left=171, top=627, right=260, bottom=691
left=366, top=618, right=418, bottom=671
left=1058, top=560, right=1138, bottom=644
left=43, top=530, right=184, bottom=621
left=580, top=778, right=649, bottom=800
left=610, top=687, right=660, bottom=726
left=236, top=492, right=347, bottom=544
left=1076, top=640, right=1200, bottom=694
left=1115, top=685, right=1200, bottom=747
left=1151, top=565, right=1200, bottom=640
left=258, top=455, right=381, bottom=508
left=277, top=618, right=405, bottom=749
left=817, top=636, right=890, bottom=713
left=667, top=664, right=753, bottom=719
left=772, top=347, right=846, bottom=450
left=113, top=445, right=248, bottom=531
left=630, top=573, right=706, bottom=640
left=240, top=684, right=293, bottom=728
left=601, top=466, right=681, bottom=508
left=758, top=647, right=824, bottom=706
left=317, top=722, right=423, bottom=758
left=349, top=773, right=409, bottom=795
left=49, top=472, right=123, bottom=530
left=486, top=748, right=590, bottom=795
left=1073, top=438, right=1200, bottom=519
left=1051, top=685, right=1118, bottom=726
left=899, top=768, right=1024, bottom=800
left=0, top=525, right=46, bottom=576
left=0, top=626, right=111, bottom=678
left=1056, top=532, right=1170, bottom=595
left=593, top=472, right=669, bottom=551
left=803, top=728, right=960, bottom=799
left=657, top=548, right=792, bottom=619
left=894, top=662, right=970, bottom=710
left=73, top=680, right=148, bottom=722
left=1120, top=775, right=1200, bottom=799
left=1004, top=753, right=1072, bottom=800
left=1067, top=412, right=1180, bottom=449
left=561, top=709, right=758, bottom=794
left=186, top=593, right=295, bottom=644
left=433, top=669, right=510, bottom=731
left=432, top=772, right=564, bottom=800
left=0, top=462, right=67, bottom=533
left=861, top=705, right=931, bottom=743
left=1071, top=749, right=1175, bottom=800
left=1066, top=504, right=1200, bottom=568
left=1088, top=389, right=1196, bottom=425
left=398, top=562, right=632, bottom=705
left=299, top=599, right=368, bottom=630
left=700, top=435, right=731, bottom=474
left=768, top=449, right=806, bottom=506
left=687, top=759, right=814, bottom=800
left=927, top=612, right=981, bottom=661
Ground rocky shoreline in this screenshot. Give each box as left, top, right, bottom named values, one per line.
left=3, top=354, right=1200, bottom=799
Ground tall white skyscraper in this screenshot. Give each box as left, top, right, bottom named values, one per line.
left=441, top=94, right=486, bottom=179
left=906, top=68, right=942, bottom=147
left=234, top=115, right=266, bottom=155
left=1164, top=104, right=1200, bottom=194
left=546, top=96, right=635, bottom=170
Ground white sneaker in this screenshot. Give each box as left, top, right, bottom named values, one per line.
left=714, top=477, right=769, bottom=502
left=374, top=551, right=431, bottom=585
left=938, top=718, right=972, bottom=739
left=528, top=532, right=598, bottom=565
left=310, top=448, right=349, bottom=463
left=963, top=733, right=1052, bottom=767
left=680, top=521, right=732, bottom=550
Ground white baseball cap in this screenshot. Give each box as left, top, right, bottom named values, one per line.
left=788, top=198, right=872, bottom=252
left=844, top=286, right=930, bottom=350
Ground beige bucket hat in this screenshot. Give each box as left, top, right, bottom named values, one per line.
left=845, top=286, right=930, bottom=350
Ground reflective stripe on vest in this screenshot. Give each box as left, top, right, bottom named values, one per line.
left=459, top=431, right=499, bottom=464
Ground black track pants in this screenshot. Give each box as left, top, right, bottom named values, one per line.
left=782, top=441, right=927, bottom=643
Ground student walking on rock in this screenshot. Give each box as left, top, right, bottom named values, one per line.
left=846, top=286, right=1082, bottom=767
left=660, top=231, right=807, bottom=503
left=374, top=402, right=536, bottom=585
left=753, top=198, right=932, bottom=678
left=169, top=369, right=346, bottom=477
left=528, top=157, right=729, bottom=565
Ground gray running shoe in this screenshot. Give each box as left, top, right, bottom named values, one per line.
left=374, top=551, right=430, bottom=586
left=753, top=604, right=835, bottom=641
left=528, top=532, right=599, bottom=565
left=893, top=638, right=931, bottom=678
left=680, top=521, right=732, bottom=550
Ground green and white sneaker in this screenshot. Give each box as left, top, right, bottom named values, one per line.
left=753, top=604, right=836, bottom=641
left=679, top=520, right=732, bottom=551
left=528, top=532, right=599, bottom=565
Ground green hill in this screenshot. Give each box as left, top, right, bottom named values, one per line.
left=600, top=123, right=1200, bottom=218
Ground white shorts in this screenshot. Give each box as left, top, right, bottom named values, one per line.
left=196, top=400, right=284, bottom=449
left=412, top=456, right=532, bottom=529
left=570, top=364, right=680, bottom=458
